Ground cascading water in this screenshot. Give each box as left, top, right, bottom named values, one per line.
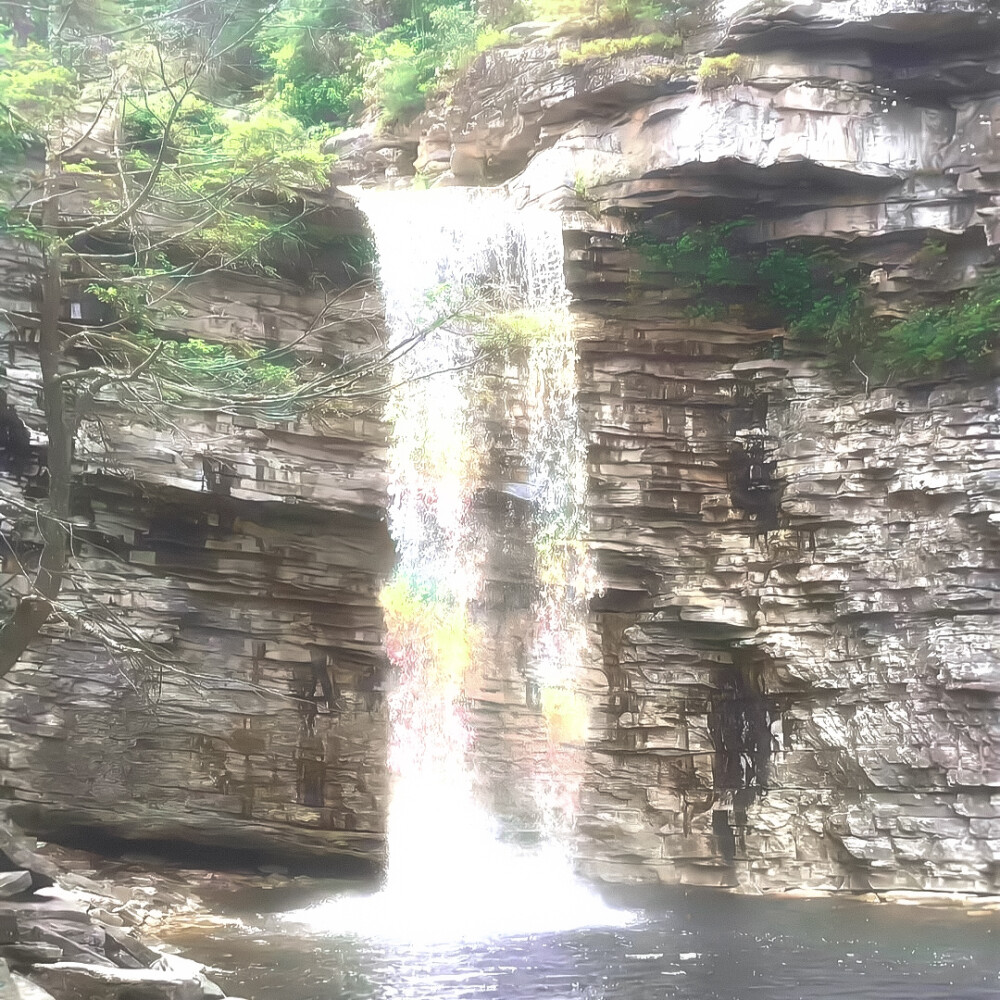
left=287, top=187, right=627, bottom=942
left=157, top=191, right=1000, bottom=1000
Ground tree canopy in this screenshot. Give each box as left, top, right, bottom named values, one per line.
left=0, top=0, right=380, bottom=676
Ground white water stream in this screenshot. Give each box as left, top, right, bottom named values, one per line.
left=286, top=188, right=626, bottom=943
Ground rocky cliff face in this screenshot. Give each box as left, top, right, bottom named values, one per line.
left=542, top=0, right=1000, bottom=893
left=4, top=0, right=1000, bottom=894
left=403, top=0, right=1000, bottom=892
left=0, top=219, right=393, bottom=869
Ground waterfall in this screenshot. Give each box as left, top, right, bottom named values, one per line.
left=288, top=187, right=626, bottom=942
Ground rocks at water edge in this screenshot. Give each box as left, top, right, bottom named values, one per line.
left=0, top=816, right=238, bottom=1000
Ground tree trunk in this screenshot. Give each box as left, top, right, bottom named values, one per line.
left=0, top=151, right=71, bottom=677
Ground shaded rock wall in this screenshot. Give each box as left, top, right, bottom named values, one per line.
left=570, top=259, right=1000, bottom=891
left=0, top=247, right=393, bottom=868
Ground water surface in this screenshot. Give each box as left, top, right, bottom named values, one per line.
left=161, top=881, right=1000, bottom=1000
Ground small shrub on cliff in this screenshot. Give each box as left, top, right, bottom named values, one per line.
left=559, top=31, right=681, bottom=64
left=475, top=27, right=514, bottom=52
left=634, top=221, right=1000, bottom=377
left=632, top=223, right=859, bottom=334
left=697, top=52, right=746, bottom=88
left=880, top=274, right=1000, bottom=373
left=371, top=40, right=432, bottom=120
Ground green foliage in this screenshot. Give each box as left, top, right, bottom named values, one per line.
left=600, top=0, right=693, bottom=21
left=160, top=337, right=299, bottom=399
left=475, top=27, right=512, bottom=51
left=605, top=0, right=665, bottom=18
left=636, top=222, right=1000, bottom=377
left=0, top=118, right=27, bottom=155
left=364, top=3, right=487, bottom=123
left=880, top=275, right=1000, bottom=373
left=426, top=3, right=484, bottom=69
left=275, top=69, right=362, bottom=125
left=633, top=222, right=857, bottom=333
left=756, top=248, right=817, bottom=320
left=476, top=310, right=561, bottom=349
left=559, top=30, right=680, bottom=64
left=122, top=93, right=225, bottom=150
left=305, top=231, right=376, bottom=272
left=259, top=0, right=366, bottom=126
left=85, top=279, right=159, bottom=327
left=0, top=7, right=344, bottom=381
left=536, top=0, right=688, bottom=25
left=0, top=204, right=47, bottom=244
left=0, top=28, right=80, bottom=139
left=257, top=0, right=492, bottom=126
left=636, top=221, right=754, bottom=290
left=220, top=107, right=334, bottom=193
left=697, top=52, right=745, bottom=88
left=253, top=0, right=692, bottom=125
left=189, top=214, right=284, bottom=270
left=106, top=332, right=302, bottom=414
left=920, top=236, right=948, bottom=259
left=121, top=91, right=336, bottom=201
left=373, top=39, right=431, bottom=120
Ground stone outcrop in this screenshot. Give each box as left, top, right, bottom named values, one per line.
left=0, top=818, right=239, bottom=1000
left=415, top=37, right=695, bottom=185
left=570, top=273, right=1000, bottom=890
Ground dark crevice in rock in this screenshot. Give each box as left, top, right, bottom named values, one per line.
left=709, top=648, right=776, bottom=809
left=726, top=438, right=780, bottom=527
left=7, top=817, right=380, bottom=878
left=0, top=393, right=34, bottom=483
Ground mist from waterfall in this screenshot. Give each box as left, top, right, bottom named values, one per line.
left=286, top=187, right=627, bottom=942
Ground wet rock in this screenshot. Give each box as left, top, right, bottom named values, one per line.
left=0, top=958, right=13, bottom=994
left=30, top=963, right=205, bottom=1000
left=0, top=942, right=62, bottom=966
left=0, top=874, right=33, bottom=899
left=151, top=955, right=225, bottom=999
left=11, top=973, right=58, bottom=1000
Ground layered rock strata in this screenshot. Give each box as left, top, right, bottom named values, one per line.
left=395, top=0, right=1000, bottom=892
left=526, top=1, right=1000, bottom=892
left=4, top=0, right=1000, bottom=896
left=0, top=244, right=392, bottom=867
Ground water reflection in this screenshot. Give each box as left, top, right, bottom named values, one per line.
left=281, top=830, right=631, bottom=943
left=162, top=884, right=1000, bottom=1000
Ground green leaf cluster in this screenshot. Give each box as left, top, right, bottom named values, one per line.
left=635, top=222, right=1000, bottom=377
left=632, top=223, right=865, bottom=341
left=475, top=310, right=563, bottom=349
left=0, top=28, right=80, bottom=140
left=881, top=274, right=1000, bottom=374
left=158, top=337, right=300, bottom=398
left=697, top=53, right=746, bottom=88
left=559, top=31, right=680, bottom=64
left=122, top=93, right=225, bottom=151
left=258, top=0, right=514, bottom=126
left=633, top=222, right=841, bottom=326
left=92, top=331, right=303, bottom=416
